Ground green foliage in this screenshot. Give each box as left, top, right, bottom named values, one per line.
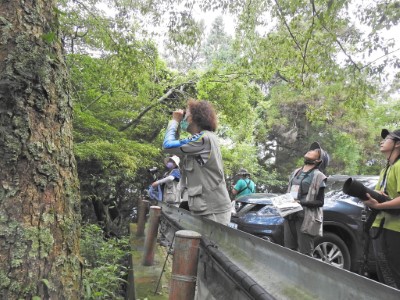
left=42, top=32, right=56, bottom=43
left=65, top=38, right=176, bottom=232
left=81, top=224, right=129, bottom=300
left=197, top=72, right=259, bottom=125
left=59, top=0, right=400, bottom=202
left=221, top=141, right=286, bottom=192
left=222, top=140, right=258, bottom=176
left=75, top=140, right=158, bottom=175
left=359, top=0, right=400, bottom=30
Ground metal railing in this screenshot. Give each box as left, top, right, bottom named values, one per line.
left=159, top=202, right=400, bottom=300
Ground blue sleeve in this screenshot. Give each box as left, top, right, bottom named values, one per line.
left=171, top=168, right=181, bottom=180
left=163, top=120, right=209, bottom=155
left=162, top=120, right=183, bottom=149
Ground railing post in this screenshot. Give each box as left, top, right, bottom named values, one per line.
left=142, top=206, right=162, bottom=266
left=136, top=198, right=149, bottom=237
left=169, top=230, right=202, bottom=300
left=126, top=224, right=136, bottom=300
left=126, top=252, right=136, bottom=300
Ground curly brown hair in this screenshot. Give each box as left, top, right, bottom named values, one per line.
left=187, top=99, right=218, bottom=132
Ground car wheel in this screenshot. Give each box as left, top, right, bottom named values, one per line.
left=312, top=232, right=351, bottom=270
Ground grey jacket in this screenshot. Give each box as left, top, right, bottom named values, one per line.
left=163, top=121, right=231, bottom=215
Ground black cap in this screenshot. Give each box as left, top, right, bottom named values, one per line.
left=309, top=142, right=321, bottom=151
left=237, top=168, right=250, bottom=175
left=309, top=142, right=330, bottom=173
left=381, top=129, right=400, bottom=141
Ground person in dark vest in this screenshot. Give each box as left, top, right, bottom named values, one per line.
left=284, top=142, right=329, bottom=256
left=364, top=129, right=400, bottom=289
left=151, top=155, right=181, bottom=206
left=232, top=168, right=256, bottom=198
left=162, top=99, right=232, bottom=225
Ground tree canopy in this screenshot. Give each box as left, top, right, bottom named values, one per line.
left=58, top=0, right=400, bottom=233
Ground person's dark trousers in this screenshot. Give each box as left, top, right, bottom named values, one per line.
left=371, top=227, right=400, bottom=289
left=284, top=211, right=314, bottom=256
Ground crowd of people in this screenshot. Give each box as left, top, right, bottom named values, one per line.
left=151, top=97, right=400, bottom=289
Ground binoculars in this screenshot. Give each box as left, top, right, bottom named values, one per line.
left=168, top=110, right=186, bottom=118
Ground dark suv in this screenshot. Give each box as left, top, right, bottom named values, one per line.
left=229, top=175, right=378, bottom=274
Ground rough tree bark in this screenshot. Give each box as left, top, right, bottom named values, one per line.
left=0, top=1, right=81, bottom=299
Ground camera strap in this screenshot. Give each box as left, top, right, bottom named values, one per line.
left=359, top=225, right=371, bottom=277
left=359, top=210, right=385, bottom=277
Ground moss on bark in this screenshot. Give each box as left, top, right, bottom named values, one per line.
left=0, top=1, right=82, bottom=299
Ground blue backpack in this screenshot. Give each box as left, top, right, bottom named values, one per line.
left=147, top=185, right=162, bottom=201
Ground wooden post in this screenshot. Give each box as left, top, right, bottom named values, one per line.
left=136, top=198, right=149, bottom=237
left=126, top=253, right=136, bottom=300
left=169, top=230, right=202, bottom=300
left=126, top=224, right=136, bottom=299
left=142, top=206, right=162, bottom=266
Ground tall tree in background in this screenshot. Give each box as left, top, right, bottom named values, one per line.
left=133, top=0, right=399, bottom=173
left=0, top=1, right=81, bottom=298
left=202, top=16, right=234, bottom=67
left=58, top=0, right=188, bottom=234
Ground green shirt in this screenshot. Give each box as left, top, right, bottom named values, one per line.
left=234, top=178, right=256, bottom=198
left=373, top=159, right=400, bottom=232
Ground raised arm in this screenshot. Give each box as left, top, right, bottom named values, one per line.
left=163, top=120, right=210, bottom=157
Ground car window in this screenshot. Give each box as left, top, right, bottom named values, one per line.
left=325, top=176, right=379, bottom=202
left=325, top=189, right=350, bottom=201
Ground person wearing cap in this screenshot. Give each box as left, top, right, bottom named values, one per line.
left=162, top=99, right=232, bottom=225
left=232, top=169, right=256, bottom=198
left=364, top=129, right=400, bottom=288
left=283, top=142, right=329, bottom=256
left=151, top=155, right=181, bottom=205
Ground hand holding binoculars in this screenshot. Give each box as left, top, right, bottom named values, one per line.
left=168, top=109, right=185, bottom=121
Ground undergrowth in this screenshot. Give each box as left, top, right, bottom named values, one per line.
left=80, top=224, right=129, bottom=299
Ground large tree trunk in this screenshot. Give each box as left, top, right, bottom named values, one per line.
left=0, top=1, right=81, bottom=299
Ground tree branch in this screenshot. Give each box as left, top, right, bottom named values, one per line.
left=81, top=92, right=107, bottom=112
left=361, top=47, right=400, bottom=70
left=274, top=0, right=303, bottom=53
left=274, top=0, right=312, bottom=85
left=310, top=0, right=361, bottom=71
left=118, top=83, right=192, bottom=132
left=119, top=88, right=175, bottom=132
left=301, top=1, right=317, bottom=86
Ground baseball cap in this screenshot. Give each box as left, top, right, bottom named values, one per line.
left=381, top=129, right=400, bottom=141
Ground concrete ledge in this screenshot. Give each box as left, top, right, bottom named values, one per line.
left=127, top=223, right=171, bottom=300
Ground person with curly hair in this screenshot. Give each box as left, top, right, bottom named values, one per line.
left=162, top=99, right=232, bottom=225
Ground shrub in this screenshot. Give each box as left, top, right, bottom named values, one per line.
left=80, top=224, right=129, bottom=299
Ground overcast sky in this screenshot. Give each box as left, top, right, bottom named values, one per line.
left=96, top=1, right=399, bottom=94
